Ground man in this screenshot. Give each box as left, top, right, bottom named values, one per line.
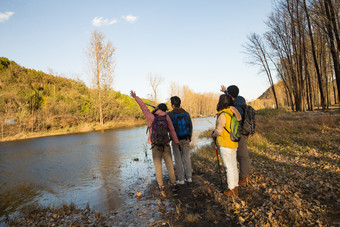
left=220, top=85, right=251, bottom=186
left=167, top=96, right=193, bottom=184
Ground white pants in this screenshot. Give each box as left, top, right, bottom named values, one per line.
left=219, top=146, right=239, bottom=190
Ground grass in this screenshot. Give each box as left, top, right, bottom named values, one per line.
left=255, top=107, right=290, bottom=117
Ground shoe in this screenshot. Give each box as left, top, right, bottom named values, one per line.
left=171, top=183, right=179, bottom=192
left=239, top=174, right=250, bottom=186
left=223, top=187, right=238, bottom=197
left=186, top=178, right=192, bottom=183
left=239, top=177, right=247, bottom=186
left=176, top=180, right=185, bottom=185
left=159, top=185, right=165, bottom=191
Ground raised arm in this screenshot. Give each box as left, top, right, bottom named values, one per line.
left=130, top=90, right=154, bottom=126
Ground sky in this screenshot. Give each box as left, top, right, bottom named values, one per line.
left=0, top=0, right=276, bottom=102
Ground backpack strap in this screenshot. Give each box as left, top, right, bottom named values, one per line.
left=223, top=111, right=233, bottom=134
left=146, top=113, right=156, bottom=134
left=236, top=104, right=247, bottom=109
left=234, top=104, right=246, bottom=124
left=217, top=111, right=233, bottom=134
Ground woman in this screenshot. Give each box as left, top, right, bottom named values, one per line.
left=130, top=90, right=180, bottom=192
left=210, top=94, right=242, bottom=197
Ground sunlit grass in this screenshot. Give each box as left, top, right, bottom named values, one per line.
left=198, top=129, right=213, bottom=138
left=255, top=107, right=290, bottom=117
left=249, top=133, right=268, bottom=148
left=255, top=111, right=340, bottom=152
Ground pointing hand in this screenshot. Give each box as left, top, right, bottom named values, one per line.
left=220, top=85, right=226, bottom=93
left=130, top=90, right=136, bottom=98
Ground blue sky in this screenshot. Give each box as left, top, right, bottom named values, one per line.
left=1, top=0, right=275, bottom=102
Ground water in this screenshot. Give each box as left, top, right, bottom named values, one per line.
left=0, top=117, right=215, bottom=216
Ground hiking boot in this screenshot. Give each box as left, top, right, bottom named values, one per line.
left=171, top=183, right=179, bottom=192
left=159, top=185, right=165, bottom=192
left=239, top=177, right=247, bottom=186
left=223, top=187, right=238, bottom=197
left=176, top=180, right=185, bottom=185
left=186, top=178, right=192, bottom=183
left=239, top=174, right=250, bottom=186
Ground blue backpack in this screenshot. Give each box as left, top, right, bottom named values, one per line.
left=172, top=112, right=190, bottom=138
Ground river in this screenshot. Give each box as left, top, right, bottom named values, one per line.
left=0, top=117, right=215, bottom=218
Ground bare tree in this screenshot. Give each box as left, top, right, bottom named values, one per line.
left=86, top=30, right=115, bottom=125
left=147, top=73, right=163, bottom=104
left=245, top=33, right=279, bottom=109
left=169, top=81, right=181, bottom=97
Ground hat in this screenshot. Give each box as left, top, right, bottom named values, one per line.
left=227, top=85, right=239, bottom=98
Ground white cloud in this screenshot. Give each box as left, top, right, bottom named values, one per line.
left=92, top=17, right=117, bottom=27
left=123, top=14, right=138, bottom=23
left=0, top=11, right=15, bottom=23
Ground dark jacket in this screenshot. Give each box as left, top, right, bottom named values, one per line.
left=224, top=90, right=247, bottom=116
left=233, top=96, right=246, bottom=117
left=224, top=91, right=246, bottom=124
left=167, top=108, right=193, bottom=140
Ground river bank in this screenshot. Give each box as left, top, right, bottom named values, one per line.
left=3, top=109, right=340, bottom=226
left=0, top=118, right=146, bottom=143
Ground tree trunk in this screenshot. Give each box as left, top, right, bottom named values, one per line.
left=304, top=0, right=325, bottom=110
left=324, top=0, right=340, bottom=103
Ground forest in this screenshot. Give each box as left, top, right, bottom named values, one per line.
left=244, top=0, right=339, bottom=111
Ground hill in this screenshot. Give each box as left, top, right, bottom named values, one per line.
left=249, top=81, right=288, bottom=110
left=0, top=57, right=146, bottom=140
left=0, top=57, right=220, bottom=141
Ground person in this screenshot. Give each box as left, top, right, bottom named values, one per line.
left=167, top=96, right=193, bottom=185
left=210, top=94, right=242, bottom=197
left=130, top=90, right=180, bottom=192
left=220, top=85, right=251, bottom=186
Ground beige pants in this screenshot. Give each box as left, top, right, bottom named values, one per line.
left=152, top=144, right=176, bottom=186
left=172, top=140, right=192, bottom=181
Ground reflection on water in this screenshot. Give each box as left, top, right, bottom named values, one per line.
left=0, top=117, right=214, bottom=216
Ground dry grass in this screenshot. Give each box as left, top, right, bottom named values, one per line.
left=254, top=110, right=340, bottom=152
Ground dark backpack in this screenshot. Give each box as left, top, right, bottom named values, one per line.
left=172, top=112, right=190, bottom=138
left=220, top=111, right=241, bottom=142
left=150, top=115, right=170, bottom=147
left=240, top=105, right=256, bottom=136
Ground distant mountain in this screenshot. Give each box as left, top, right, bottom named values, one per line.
left=249, top=81, right=288, bottom=109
